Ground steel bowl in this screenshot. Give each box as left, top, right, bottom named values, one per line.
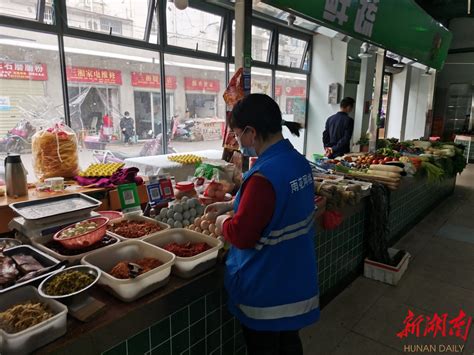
left=38, top=265, right=101, bottom=300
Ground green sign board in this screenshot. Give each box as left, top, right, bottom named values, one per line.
left=117, top=183, right=141, bottom=213
left=264, top=0, right=452, bottom=70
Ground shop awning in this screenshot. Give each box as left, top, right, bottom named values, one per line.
left=263, top=0, right=452, bottom=70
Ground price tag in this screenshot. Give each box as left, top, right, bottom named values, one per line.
left=117, top=183, right=141, bottom=213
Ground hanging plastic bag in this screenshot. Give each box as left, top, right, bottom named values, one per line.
left=223, top=67, right=245, bottom=107
left=32, top=123, right=79, bottom=180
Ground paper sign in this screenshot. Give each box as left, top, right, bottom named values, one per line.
left=146, top=182, right=163, bottom=207
left=117, top=183, right=141, bottom=213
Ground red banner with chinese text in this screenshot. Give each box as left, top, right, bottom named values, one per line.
left=0, top=62, right=48, bottom=81
left=66, top=66, right=122, bottom=85
left=184, top=77, right=220, bottom=92
left=131, top=72, right=177, bottom=89
left=275, top=85, right=306, bottom=97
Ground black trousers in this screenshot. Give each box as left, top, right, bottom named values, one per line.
left=242, top=326, right=304, bottom=355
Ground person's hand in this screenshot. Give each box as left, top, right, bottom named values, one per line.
left=325, top=147, right=333, bottom=157
left=122, top=128, right=126, bottom=132
left=204, top=201, right=233, bottom=216
left=215, top=214, right=231, bottom=236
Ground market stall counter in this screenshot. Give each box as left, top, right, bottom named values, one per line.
left=31, top=173, right=456, bottom=355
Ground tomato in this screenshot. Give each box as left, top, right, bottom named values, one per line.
left=383, top=157, right=392, bottom=162
left=372, top=159, right=379, bottom=164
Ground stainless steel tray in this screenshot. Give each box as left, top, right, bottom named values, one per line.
left=9, top=193, right=101, bottom=225
left=0, top=245, right=65, bottom=294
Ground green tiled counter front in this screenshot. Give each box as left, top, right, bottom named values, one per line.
left=38, top=177, right=456, bottom=355
left=388, top=177, right=456, bottom=244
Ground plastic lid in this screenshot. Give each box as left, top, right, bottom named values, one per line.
left=176, top=182, right=195, bottom=192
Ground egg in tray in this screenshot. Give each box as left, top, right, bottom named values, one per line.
left=78, top=163, right=125, bottom=177
left=167, top=154, right=203, bottom=165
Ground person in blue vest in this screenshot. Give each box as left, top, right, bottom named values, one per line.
left=207, top=94, right=319, bottom=355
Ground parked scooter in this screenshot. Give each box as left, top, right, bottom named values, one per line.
left=171, top=115, right=195, bottom=141
left=0, top=120, right=36, bottom=154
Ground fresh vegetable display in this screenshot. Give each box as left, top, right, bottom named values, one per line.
left=163, top=242, right=211, bottom=257
left=155, top=197, right=204, bottom=229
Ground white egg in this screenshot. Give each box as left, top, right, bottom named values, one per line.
left=181, top=196, right=189, bottom=202
left=183, top=219, right=190, bottom=227
left=189, top=208, right=197, bottom=218
left=174, top=221, right=183, bottom=228
left=167, top=218, right=174, bottom=226
left=183, top=211, right=191, bottom=220
left=167, top=210, right=174, bottom=219
left=160, top=208, right=168, bottom=217
left=186, top=199, right=194, bottom=210
left=174, top=213, right=183, bottom=221
left=182, top=202, right=189, bottom=211
left=209, top=224, right=216, bottom=234
left=174, top=204, right=183, bottom=213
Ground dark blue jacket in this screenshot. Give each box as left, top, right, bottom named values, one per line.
left=323, top=112, right=354, bottom=157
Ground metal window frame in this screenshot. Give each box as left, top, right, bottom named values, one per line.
left=0, top=0, right=313, bottom=152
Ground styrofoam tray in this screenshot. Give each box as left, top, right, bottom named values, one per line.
left=143, top=228, right=223, bottom=278
left=81, top=240, right=175, bottom=302
left=0, top=286, right=68, bottom=355
left=31, top=234, right=120, bottom=265
left=106, top=214, right=170, bottom=241
left=364, top=248, right=411, bottom=286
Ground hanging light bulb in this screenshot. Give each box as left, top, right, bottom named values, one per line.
left=422, top=66, right=432, bottom=76
left=174, top=0, right=188, bottom=10
left=393, top=55, right=405, bottom=68
left=358, top=42, right=372, bottom=58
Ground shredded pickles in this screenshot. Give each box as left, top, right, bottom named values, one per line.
left=44, top=270, right=94, bottom=296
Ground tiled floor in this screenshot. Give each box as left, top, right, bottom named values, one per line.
left=301, top=165, right=474, bottom=355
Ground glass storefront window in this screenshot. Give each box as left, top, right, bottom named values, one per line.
left=164, top=54, right=225, bottom=153
left=66, top=0, right=150, bottom=40
left=0, top=0, right=40, bottom=21
left=232, top=22, right=272, bottom=63
left=166, top=4, right=222, bottom=53
left=252, top=67, right=272, bottom=95
left=0, top=26, right=65, bottom=180
left=278, top=35, right=307, bottom=69
left=276, top=71, right=307, bottom=126
left=64, top=37, right=164, bottom=165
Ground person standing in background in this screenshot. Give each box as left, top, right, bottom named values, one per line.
left=323, top=97, right=355, bottom=158
left=120, top=111, right=135, bottom=144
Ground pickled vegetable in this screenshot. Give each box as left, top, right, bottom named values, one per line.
left=44, top=270, right=95, bottom=296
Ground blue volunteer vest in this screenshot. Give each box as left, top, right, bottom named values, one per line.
left=225, top=139, right=320, bottom=331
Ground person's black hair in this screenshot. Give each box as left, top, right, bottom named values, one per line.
left=340, top=97, right=355, bottom=109
left=124, top=111, right=130, bottom=116
left=229, top=94, right=302, bottom=138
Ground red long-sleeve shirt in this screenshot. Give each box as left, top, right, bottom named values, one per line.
left=222, top=175, right=276, bottom=249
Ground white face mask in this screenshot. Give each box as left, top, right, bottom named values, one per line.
left=235, top=126, right=249, bottom=151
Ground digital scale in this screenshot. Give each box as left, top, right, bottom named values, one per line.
left=9, top=211, right=101, bottom=243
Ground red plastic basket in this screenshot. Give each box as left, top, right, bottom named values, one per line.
left=53, top=217, right=109, bottom=250
left=98, top=211, right=123, bottom=221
